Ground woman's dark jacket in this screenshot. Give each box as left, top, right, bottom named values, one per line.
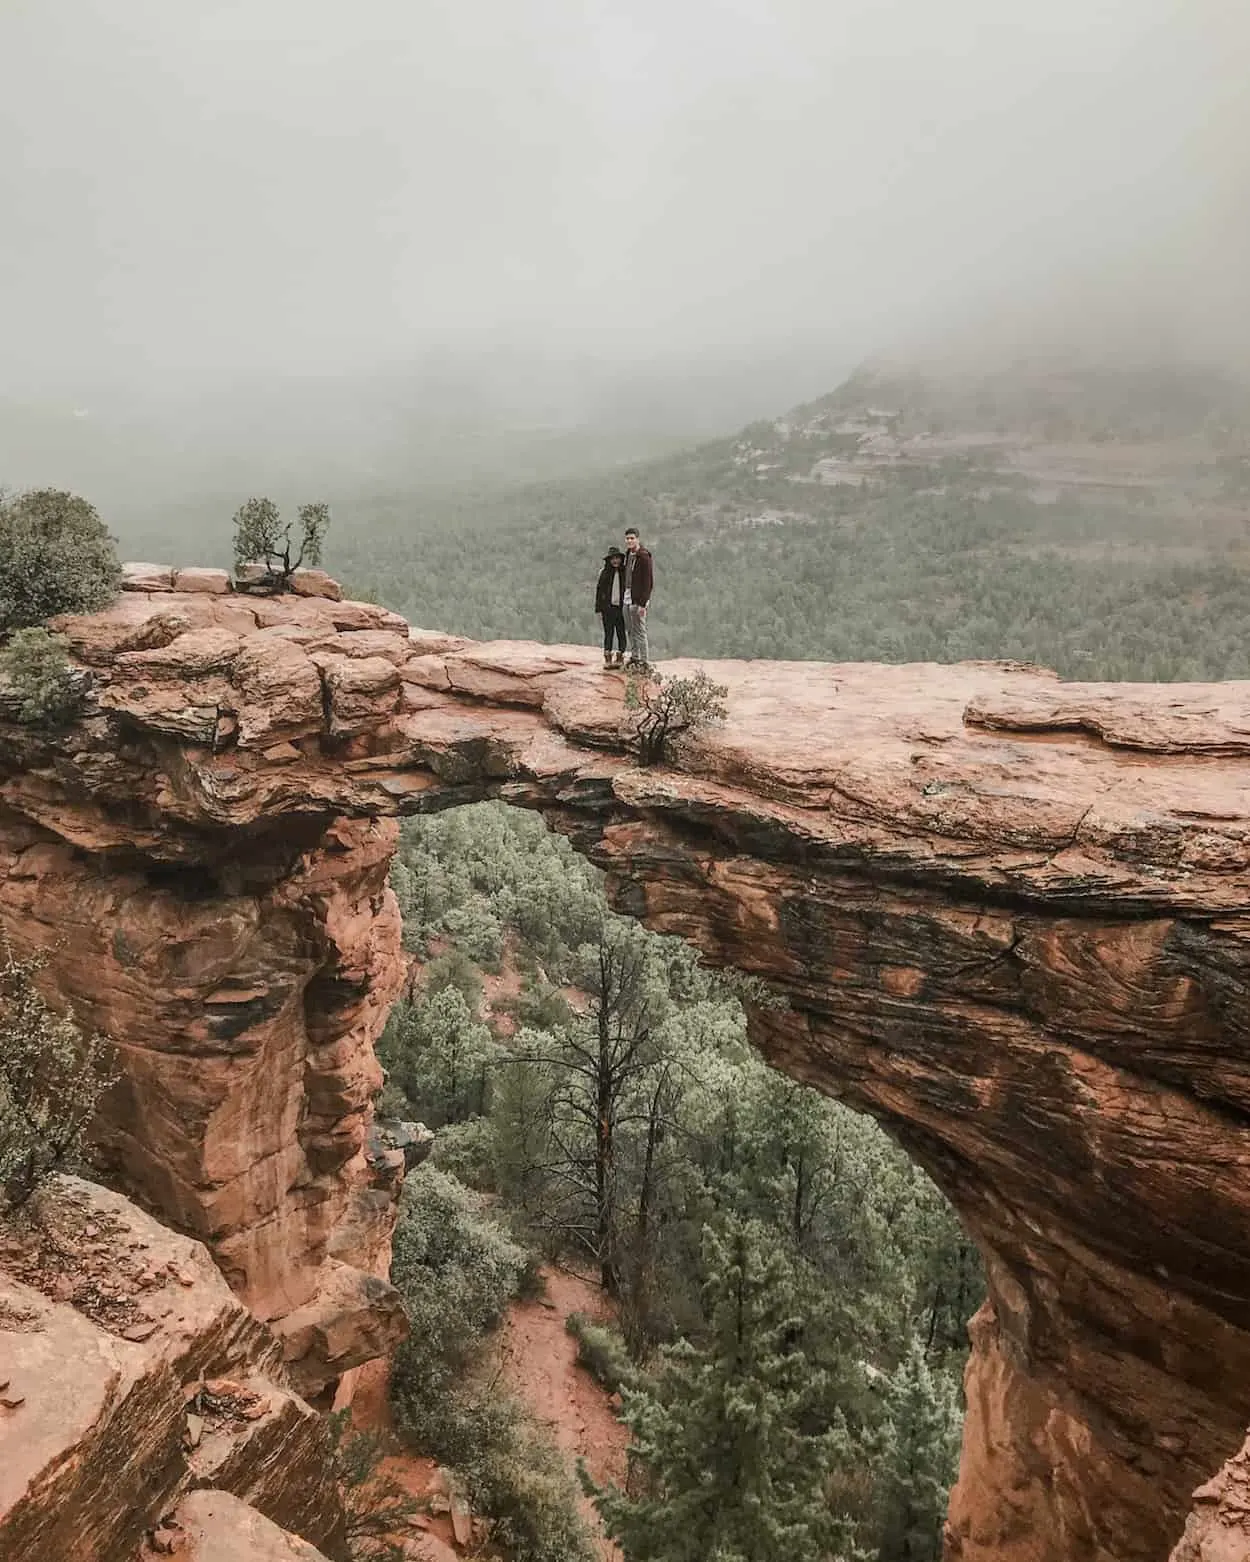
left=595, top=560, right=624, bottom=613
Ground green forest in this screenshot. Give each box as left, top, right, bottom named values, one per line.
left=331, top=471, right=1250, bottom=680
left=109, top=363, right=1250, bottom=684
left=378, top=802, right=981, bottom=1562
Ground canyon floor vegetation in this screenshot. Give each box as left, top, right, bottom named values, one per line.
left=378, top=801, right=982, bottom=1561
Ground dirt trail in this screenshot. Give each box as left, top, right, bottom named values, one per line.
left=348, top=1267, right=629, bottom=1560
left=499, top=1267, right=629, bottom=1561
left=348, top=1356, right=462, bottom=1559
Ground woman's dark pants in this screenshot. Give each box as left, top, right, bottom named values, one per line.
left=602, top=606, right=626, bottom=656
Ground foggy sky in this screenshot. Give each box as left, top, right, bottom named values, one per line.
left=1, top=0, right=1246, bottom=396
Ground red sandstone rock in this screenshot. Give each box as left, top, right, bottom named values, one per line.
left=271, top=1259, right=409, bottom=1397
left=174, top=568, right=232, bottom=596
left=403, top=1536, right=458, bottom=1562
left=407, top=628, right=470, bottom=656
left=0, top=801, right=408, bottom=1382
left=289, top=570, right=343, bottom=602
left=161, top=1490, right=333, bottom=1561
left=1169, top=1436, right=1250, bottom=1561
left=0, top=1179, right=345, bottom=1561
left=233, top=634, right=326, bottom=747
left=123, top=562, right=176, bottom=591
left=7, top=591, right=1250, bottom=1559
left=310, top=651, right=402, bottom=737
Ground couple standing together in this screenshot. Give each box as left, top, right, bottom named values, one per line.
left=595, top=526, right=654, bottom=672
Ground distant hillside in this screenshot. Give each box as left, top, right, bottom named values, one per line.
left=726, top=360, right=1250, bottom=513
left=313, top=361, right=1250, bottom=683
left=96, top=359, right=1250, bottom=684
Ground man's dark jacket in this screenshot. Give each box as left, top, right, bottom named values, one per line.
left=595, top=559, right=625, bottom=614
left=623, top=546, right=654, bottom=607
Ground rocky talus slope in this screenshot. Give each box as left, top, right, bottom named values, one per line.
left=3, top=568, right=1250, bottom=1559
left=0, top=1177, right=343, bottom=1560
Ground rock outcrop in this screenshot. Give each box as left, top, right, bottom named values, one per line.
left=0, top=589, right=415, bottom=1392
left=1168, top=1433, right=1250, bottom=1562
left=0, top=1177, right=346, bottom=1561
left=4, top=578, right=1250, bottom=1558
left=145, top=1490, right=335, bottom=1562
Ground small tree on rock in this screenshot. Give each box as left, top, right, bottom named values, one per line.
left=0, top=939, right=116, bottom=1210
left=625, top=669, right=728, bottom=766
left=0, top=489, right=121, bottom=631
left=232, top=497, right=331, bottom=589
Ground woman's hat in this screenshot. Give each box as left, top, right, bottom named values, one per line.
left=605, top=545, right=625, bottom=560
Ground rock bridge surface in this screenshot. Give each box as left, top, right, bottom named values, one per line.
left=4, top=577, right=1250, bottom=1560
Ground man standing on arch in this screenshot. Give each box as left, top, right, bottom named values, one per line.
left=622, top=526, right=654, bottom=672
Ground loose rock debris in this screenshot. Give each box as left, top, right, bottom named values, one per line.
left=0, top=1183, right=193, bottom=1338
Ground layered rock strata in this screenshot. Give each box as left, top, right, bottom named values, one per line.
left=3, top=580, right=1250, bottom=1558
left=0, top=1177, right=346, bottom=1561
left=0, top=589, right=414, bottom=1391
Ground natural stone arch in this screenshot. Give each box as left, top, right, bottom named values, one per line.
left=4, top=579, right=1250, bottom=1560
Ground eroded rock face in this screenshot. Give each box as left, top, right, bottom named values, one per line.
left=3, top=581, right=1250, bottom=1558
left=0, top=1178, right=346, bottom=1562
left=0, top=804, right=408, bottom=1390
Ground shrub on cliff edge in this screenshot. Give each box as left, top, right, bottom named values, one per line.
left=625, top=668, right=728, bottom=766
left=0, top=628, right=85, bottom=725
left=0, top=488, right=121, bottom=631
left=0, top=939, right=116, bottom=1210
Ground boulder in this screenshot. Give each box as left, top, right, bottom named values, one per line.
left=155, top=1490, right=333, bottom=1561
left=270, top=1260, right=408, bottom=1398
left=309, top=652, right=402, bottom=738
left=122, top=562, right=176, bottom=592
left=289, top=570, right=343, bottom=601
left=231, top=636, right=325, bottom=747
left=173, top=568, right=232, bottom=596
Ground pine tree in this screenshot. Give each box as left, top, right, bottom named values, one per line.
left=379, top=983, right=501, bottom=1126
left=875, top=1343, right=963, bottom=1562
left=586, top=1219, right=861, bottom=1562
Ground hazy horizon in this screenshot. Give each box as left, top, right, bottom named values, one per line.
left=1, top=0, right=1247, bottom=406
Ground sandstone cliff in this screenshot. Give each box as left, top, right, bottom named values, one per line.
left=0, top=582, right=416, bottom=1394
left=4, top=575, right=1250, bottom=1559
left=0, top=1176, right=346, bottom=1560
